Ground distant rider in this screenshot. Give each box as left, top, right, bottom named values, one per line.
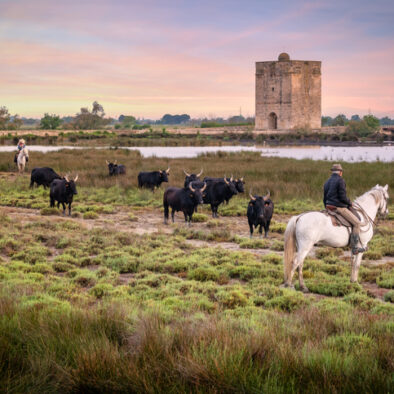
left=323, top=163, right=365, bottom=254
left=14, top=138, right=28, bottom=164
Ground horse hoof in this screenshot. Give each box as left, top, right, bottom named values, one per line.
left=300, top=286, right=310, bottom=294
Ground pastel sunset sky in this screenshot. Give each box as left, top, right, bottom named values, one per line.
left=1, top=0, right=393, bottom=119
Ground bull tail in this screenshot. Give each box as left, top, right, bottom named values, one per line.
left=283, top=216, right=298, bottom=283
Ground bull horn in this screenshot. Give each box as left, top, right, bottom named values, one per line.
left=166, top=167, right=170, bottom=174
left=249, top=189, right=256, bottom=201
left=114, top=160, right=117, bottom=165
left=224, top=176, right=229, bottom=185
left=197, top=168, right=203, bottom=177
left=201, top=182, right=207, bottom=192
left=159, top=170, right=162, bottom=174
left=264, top=190, right=270, bottom=201
left=189, top=183, right=195, bottom=192
left=74, top=174, right=79, bottom=182
left=230, top=174, right=233, bottom=182
left=183, top=169, right=190, bottom=176
left=106, top=160, right=109, bottom=164
left=65, top=174, right=69, bottom=182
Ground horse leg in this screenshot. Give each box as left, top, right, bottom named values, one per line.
left=350, top=252, right=364, bottom=283
left=298, top=264, right=309, bottom=293
left=285, top=242, right=312, bottom=291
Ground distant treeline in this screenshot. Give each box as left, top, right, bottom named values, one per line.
left=0, top=101, right=393, bottom=131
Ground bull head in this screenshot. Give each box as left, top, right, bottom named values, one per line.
left=189, top=183, right=195, bottom=192
left=249, top=189, right=256, bottom=201
left=183, top=169, right=191, bottom=176
left=263, top=190, right=270, bottom=201
left=197, top=168, right=203, bottom=177
left=166, top=168, right=170, bottom=175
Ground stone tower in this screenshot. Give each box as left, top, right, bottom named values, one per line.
left=255, top=53, right=321, bottom=130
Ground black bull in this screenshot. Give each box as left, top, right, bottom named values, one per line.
left=50, top=176, right=78, bottom=216
left=247, top=191, right=274, bottom=238
left=163, top=182, right=207, bottom=225
left=30, top=167, right=62, bottom=188
left=106, top=161, right=126, bottom=176
left=195, top=178, right=238, bottom=218
left=183, top=168, right=203, bottom=187
left=138, top=169, right=170, bottom=190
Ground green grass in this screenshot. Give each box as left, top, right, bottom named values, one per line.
left=0, top=152, right=393, bottom=392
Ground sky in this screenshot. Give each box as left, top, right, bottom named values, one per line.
left=0, top=0, right=393, bottom=119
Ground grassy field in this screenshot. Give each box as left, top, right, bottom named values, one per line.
left=0, top=150, right=393, bottom=393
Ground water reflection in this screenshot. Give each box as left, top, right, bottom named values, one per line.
left=0, top=145, right=392, bottom=162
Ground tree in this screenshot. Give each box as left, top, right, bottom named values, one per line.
left=332, top=114, right=348, bottom=126
left=40, top=113, right=62, bottom=130
left=363, top=115, right=380, bottom=131
left=351, top=114, right=361, bottom=122
left=74, top=101, right=108, bottom=129
left=346, top=120, right=374, bottom=137
left=7, top=115, right=23, bottom=130
left=380, top=116, right=393, bottom=125
left=0, top=106, right=11, bottom=130
left=321, top=116, right=333, bottom=126
left=160, top=114, right=190, bottom=125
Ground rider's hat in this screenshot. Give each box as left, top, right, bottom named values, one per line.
left=331, top=163, right=343, bottom=172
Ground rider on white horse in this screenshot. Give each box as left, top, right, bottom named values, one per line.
left=323, top=163, right=365, bottom=255
left=14, top=139, right=28, bottom=164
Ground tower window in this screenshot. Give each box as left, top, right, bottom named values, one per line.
left=272, top=87, right=274, bottom=91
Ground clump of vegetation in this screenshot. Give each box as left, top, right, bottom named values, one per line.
left=83, top=211, right=99, bottom=220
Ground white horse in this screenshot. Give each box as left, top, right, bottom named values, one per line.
left=283, top=184, right=389, bottom=291
left=17, top=147, right=29, bottom=174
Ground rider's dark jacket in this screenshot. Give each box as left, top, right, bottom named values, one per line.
left=323, top=173, right=351, bottom=208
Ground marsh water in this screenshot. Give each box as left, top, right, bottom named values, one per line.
left=0, top=145, right=392, bottom=162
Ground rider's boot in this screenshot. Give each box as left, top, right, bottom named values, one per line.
left=350, top=233, right=366, bottom=255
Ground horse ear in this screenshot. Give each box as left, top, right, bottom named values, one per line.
left=384, top=184, right=388, bottom=191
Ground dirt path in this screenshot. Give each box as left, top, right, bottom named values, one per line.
left=2, top=204, right=392, bottom=266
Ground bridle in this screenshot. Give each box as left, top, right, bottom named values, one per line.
left=352, top=189, right=387, bottom=232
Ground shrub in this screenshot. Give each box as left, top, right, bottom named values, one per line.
left=383, top=290, right=394, bottom=303
left=83, top=211, right=99, bottom=220
left=188, top=267, right=219, bottom=282
left=270, top=221, right=286, bottom=234
left=261, top=253, right=282, bottom=265
left=377, top=270, right=394, bottom=289
left=306, top=275, right=361, bottom=296
left=90, top=283, right=114, bottom=298
left=271, top=240, right=284, bottom=251
left=217, top=289, right=249, bottom=309
left=40, top=207, right=59, bottom=216
left=192, top=213, right=208, bottom=222
left=363, top=250, right=382, bottom=260
left=265, top=289, right=308, bottom=311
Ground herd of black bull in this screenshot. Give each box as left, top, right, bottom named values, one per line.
left=28, top=163, right=274, bottom=237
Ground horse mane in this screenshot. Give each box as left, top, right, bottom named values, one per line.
left=355, top=187, right=382, bottom=205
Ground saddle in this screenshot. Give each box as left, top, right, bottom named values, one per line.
left=322, top=205, right=361, bottom=228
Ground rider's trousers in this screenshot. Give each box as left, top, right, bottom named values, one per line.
left=336, top=207, right=361, bottom=235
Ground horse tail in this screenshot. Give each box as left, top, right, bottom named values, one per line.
left=284, top=216, right=298, bottom=282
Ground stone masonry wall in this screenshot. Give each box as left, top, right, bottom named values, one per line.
left=255, top=54, right=321, bottom=130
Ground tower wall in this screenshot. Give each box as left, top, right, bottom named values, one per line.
left=255, top=54, right=321, bottom=130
